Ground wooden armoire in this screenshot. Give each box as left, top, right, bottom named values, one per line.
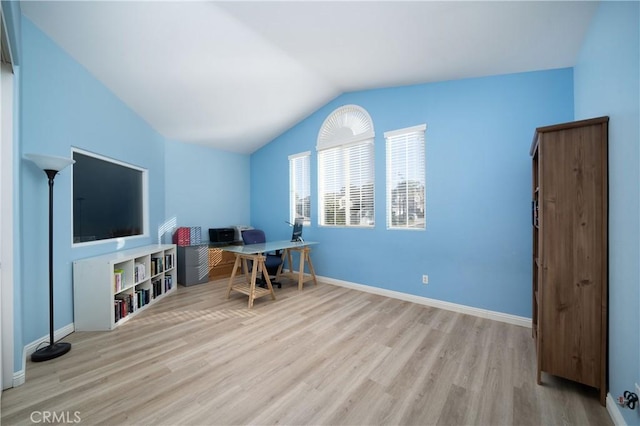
left=530, top=116, right=608, bottom=405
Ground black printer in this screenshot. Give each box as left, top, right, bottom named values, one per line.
left=208, top=228, right=235, bottom=245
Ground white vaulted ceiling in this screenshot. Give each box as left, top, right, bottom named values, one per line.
left=20, top=1, right=598, bottom=154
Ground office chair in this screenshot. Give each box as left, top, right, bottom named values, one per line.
left=241, top=229, right=283, bottom=288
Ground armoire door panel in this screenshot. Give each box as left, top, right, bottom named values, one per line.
left=530, top=116, right=608, bottom=405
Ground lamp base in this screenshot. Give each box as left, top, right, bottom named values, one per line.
left=31, top=342, right=71, bottom=362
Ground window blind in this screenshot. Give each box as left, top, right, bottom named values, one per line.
left=385, top=124, right=426, bottom=229
left=289, top=151, right=311, bottom=225
left=318, top=140, right=374, bottom=227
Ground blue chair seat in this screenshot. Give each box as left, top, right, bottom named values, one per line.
left=242, top=229, right=283, bottom=288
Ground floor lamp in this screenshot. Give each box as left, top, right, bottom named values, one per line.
left=25, top=153, right=75, bottom=362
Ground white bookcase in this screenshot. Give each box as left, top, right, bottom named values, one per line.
left=73, top=244, right=177, bottom=331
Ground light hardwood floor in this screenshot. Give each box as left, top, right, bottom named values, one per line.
left=1, top=279, right=612, bottom=425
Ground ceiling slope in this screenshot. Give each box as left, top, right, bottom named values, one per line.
left=20, top=1, right=598, bottom=154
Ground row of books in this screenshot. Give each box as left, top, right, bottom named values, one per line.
left=150, top=253, right=175, bottom=276
left=152, top=277, right=174, bottom=297
left=114, top=275, right=174, bottom=322
left=114, top=288, right=152, bottom=322
left=115, top=268, right=175, bottom=293
left=150, top=257, right=163, bottom=276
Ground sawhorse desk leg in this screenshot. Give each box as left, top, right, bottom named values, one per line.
left=226, top=253, right=276, bottom=308
left=279, top=246, right=317, bottom=290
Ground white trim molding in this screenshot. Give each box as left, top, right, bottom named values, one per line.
left=0, top=59, right=14, bottom=392
left=12, top=366, right=23, bottom=387
left=13, top=322, right=75, bottom=387
left=606, top=393, right=627, bottom=426
left=383, top=123, right=427, bottom=139
left=319, top=275, right=531, bottom=328
left=316, top=104, right=374, bottom=151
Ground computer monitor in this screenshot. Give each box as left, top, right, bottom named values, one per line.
left=291, top=218, right=304, bottom=242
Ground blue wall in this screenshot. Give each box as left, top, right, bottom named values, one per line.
left=164, top=140, right=250, bottom=239
left=15, top=16, right=252, bottom=374
left=251, top=69, right=574, bottom=317
left=20, top=16, right=168, bottom=346
left=574, top=1, right=640, bottom=423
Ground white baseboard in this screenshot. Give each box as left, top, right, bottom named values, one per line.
left=12, top=369, right=24, bottom=387
left=607, top=393, right=627, bottom=426
left=318, top=275, right=531, bottom=328
left=13, top=322, right=75, bottom=388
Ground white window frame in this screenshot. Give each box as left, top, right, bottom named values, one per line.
left=385, top=124, right=426, bottom=230
left=317, top=105, right=375, bottom=228
left=289, top=151, right=311, bottom=226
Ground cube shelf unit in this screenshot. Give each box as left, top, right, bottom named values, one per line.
left=73, top=244, right=177, bottom=331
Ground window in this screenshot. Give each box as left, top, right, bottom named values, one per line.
left=317, top=105, right=375, bottom=227
left=289, top=151, right=311, bottom=225
left=385, top=124, right=426, bottom=229
left=72, top=149, right=148, bottom=244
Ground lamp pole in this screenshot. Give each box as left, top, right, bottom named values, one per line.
left=25, top=154, right=75, bottom=362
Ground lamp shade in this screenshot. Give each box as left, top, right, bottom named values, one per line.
left=25, top=153, right=75, bottom=172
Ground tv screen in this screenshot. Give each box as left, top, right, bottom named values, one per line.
left=72, top=150, right=147, bottom=244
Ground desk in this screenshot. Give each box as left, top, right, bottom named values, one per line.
left=223, top=240, right=318, bottom=308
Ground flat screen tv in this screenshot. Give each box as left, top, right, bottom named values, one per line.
left=72, top=149, right=148, bottom=245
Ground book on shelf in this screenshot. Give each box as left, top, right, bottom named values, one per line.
left=165, top=253, right=174, bottom=270
left=164, top=275, right=173, bottom=292
left=114, top=269, right=124, bottom=292
left=152, top=277, right=162, bottom=298
left=114, top=300, right=121, bottom=322
left=151, top=256, right=164, bottom=275
left=134, top=262, right=146, bottom=282
left=131, top=293, right=137, bottom=312
left=114, top=293, right=130, bottom=322
left=134, top=288, right=151, bottom=308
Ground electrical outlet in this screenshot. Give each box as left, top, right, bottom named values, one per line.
left=422, top=275, right=429, bottom=284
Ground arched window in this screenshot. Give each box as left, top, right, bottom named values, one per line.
left=317, top=105, right=375, bottom=227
